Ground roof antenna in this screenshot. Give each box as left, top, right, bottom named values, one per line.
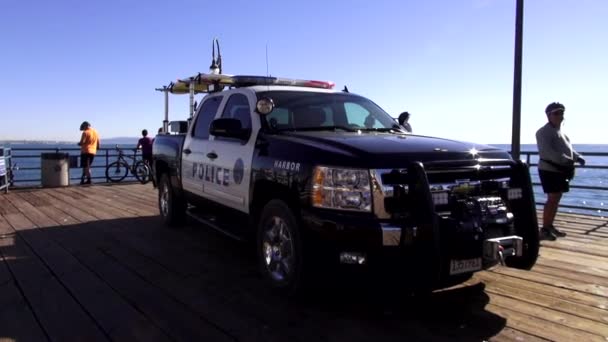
left=265, top=43, right=271, bottom=90
left=265, top=43, right=270, bottom=77
left=216, top=39, right=222, bottom=74
left=342, top=85, right=349, bottom=93
left=209, top=38, right=221, bottom=75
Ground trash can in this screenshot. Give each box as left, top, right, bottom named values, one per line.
left=41, top=153, right=69, bottom=187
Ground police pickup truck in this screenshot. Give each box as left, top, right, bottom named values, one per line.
left=152, top=73, right=539, bottom=294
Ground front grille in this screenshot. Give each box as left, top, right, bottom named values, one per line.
left=371, top=159, right=517, bottom=220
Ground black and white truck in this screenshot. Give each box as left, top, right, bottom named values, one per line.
left=152, top=71, right=539, bottom=294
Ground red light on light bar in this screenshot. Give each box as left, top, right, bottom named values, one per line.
left=304, top=80, right=335, bottom=89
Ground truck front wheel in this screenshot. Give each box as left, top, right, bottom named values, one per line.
left=257, top=200, right=305, bottom=295
left=158, top=173, right=186, bottom=226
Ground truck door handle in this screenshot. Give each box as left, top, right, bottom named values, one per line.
left=183, top=148, right=192, bottom=155
left=206, top=152, right=218, bottom=159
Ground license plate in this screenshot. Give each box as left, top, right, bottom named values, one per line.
left=450, top=258, right=482, bottom=275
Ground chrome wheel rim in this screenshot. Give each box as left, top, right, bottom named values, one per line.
left=160, top=183, right=169, bottom=217
left=262, top=216, right=294, bottom=282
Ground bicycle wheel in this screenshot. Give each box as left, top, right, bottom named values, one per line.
left=106, top=161, right=129, bottom=182
left=133, top=161, right=150, bottom=184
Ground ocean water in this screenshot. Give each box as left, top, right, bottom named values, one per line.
left=2, top=142, right=607, bottom=217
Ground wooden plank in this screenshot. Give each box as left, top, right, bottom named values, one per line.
left=46, top=187, right=129, bottom=220
left=536, top=257, right=608, bottom=280
left=474, top=271, right=608, bottom=310
left=37, top=189, right=213, bottom=277
left=68, top=185, right=158, bottom=218
left=34, top=191, right=98, bottom=223
left=4, top=185, right=608, bottom=341
left=0, top=210, right=108, bottom=341
left=480, top=276, right=608, bottom=324
left=99, top=183, right=158, bottom=206
left=48, top=227, right=234, bottom=341
left=489, top=267, right=608, bottom=298
left=5, top=192, right=174, bottom=342
left=539, top=247, right=608, bottom=272
left=490, top=327, right=550, bottom=342
left=59, top=186, right=143, bottom=219
left=9, top=190, right=235, bottom=341
left=86, top=186, right=158, bottom=216
left=0, top=281, right=49, bottom=342
left=545, top=240, right=608, bottom=258
left=0, top=215, right=49, bottom=342
left=0, top=215, right=16, bottom=286
left=558, top=235, right=608, bottom=248
left=98, top=238, right=291, bottom=342
left=486, top=303, right=605, bottom=341
left=34, top=194, right=291, bottom=341
left=532, top=264, right=608, bottom=288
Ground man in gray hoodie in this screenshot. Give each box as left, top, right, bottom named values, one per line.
left=536, top=102, right=585, bottom=240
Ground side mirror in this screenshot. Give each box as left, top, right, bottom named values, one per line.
left=169, top=121, right=188, bottom=134
left=210, top=118, right=248, bottom=140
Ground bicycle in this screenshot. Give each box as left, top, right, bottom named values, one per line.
left=105, top=146, right=150, bottom=184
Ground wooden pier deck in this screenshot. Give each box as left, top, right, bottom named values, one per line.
left=0, top=184, right=607, bottom=342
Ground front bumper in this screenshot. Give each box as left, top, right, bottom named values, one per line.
left=300, top=159, right=539, bottom=285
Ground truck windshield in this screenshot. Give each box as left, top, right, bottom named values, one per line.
left=257, top=91, right=401, bottom=132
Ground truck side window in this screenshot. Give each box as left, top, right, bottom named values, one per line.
left=221, top=94, right=251, bottom=130
left=193, top=96, right=223, bottom=139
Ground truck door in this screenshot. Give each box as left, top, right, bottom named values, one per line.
left=181, top=95, right=224, bottom=198
left=203, top=90, right=258, bottom=213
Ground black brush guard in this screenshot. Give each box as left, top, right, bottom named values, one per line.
left=386, top=158, right=539, bottom=289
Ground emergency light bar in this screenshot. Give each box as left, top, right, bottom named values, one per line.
left=160, top=73, right=335, bottom=95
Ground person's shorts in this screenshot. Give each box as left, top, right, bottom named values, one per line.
left=80, top=153, right=95, bottom=168
left=539, top=169, right=570, bottom=193
left=142, top=153, right=153, bottom=165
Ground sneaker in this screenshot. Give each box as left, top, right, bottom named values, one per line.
left=539, top=228, right=556, bottom=241
left=548, top=225, right=567, bottom=238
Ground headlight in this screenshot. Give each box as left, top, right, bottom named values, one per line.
left=312, top=166, right=372, bottom=212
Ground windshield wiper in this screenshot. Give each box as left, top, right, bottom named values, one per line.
left=278, top=125, right=359, bottom=133
left=359, top=126, right=406, bottom=133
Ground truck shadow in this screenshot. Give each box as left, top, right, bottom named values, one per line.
left=0, top=214, right=506, bottom=341
left=175, top=215, right=507, bottom=341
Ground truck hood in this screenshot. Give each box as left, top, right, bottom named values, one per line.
left=275, top=131, right=510, bottom=165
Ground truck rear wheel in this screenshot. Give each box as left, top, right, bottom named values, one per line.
left=257, top=200, right=305, bottom=295
left=158, top=173, right=186, bottom=226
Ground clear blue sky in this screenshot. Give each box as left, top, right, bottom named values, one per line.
left=1, top=0, right=606, bottom=144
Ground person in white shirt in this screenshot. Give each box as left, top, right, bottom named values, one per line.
left=536, top=102, right=585, bottom=240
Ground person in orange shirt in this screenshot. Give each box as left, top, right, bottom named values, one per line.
left=77, top=121, right=100, bottom=185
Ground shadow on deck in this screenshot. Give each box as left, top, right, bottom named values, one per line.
left=0, top=184, right=607, bottom=341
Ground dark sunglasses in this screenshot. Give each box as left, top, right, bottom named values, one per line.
left=550, top=110, right=564, bottom=116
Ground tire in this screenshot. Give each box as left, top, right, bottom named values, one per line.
left=106, top=161, right=129, bottom=182
left=158, top=173, right=186, bottom=226
left=134, top=161, right=150, bottom=184
left=257, top=200, right=305, bottom=295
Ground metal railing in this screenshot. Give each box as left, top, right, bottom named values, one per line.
left=4, top=147, right=607, bottom=215
left=8, top=146, right=144, bottom=185
left=520, top=150, right=608, bottom=214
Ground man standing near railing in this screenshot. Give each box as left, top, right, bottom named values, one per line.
left=536, top=102, right=585, bottom=240
left=78, top=121, right=100, bottom=185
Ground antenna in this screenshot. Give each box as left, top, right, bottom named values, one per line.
left=265, top=43, right=270, bottom=90
left=209, top=37, right=221, bottom=74
left=216, top=39, right=222, bottom=74
left=265, top=43, right=270, bottom=77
